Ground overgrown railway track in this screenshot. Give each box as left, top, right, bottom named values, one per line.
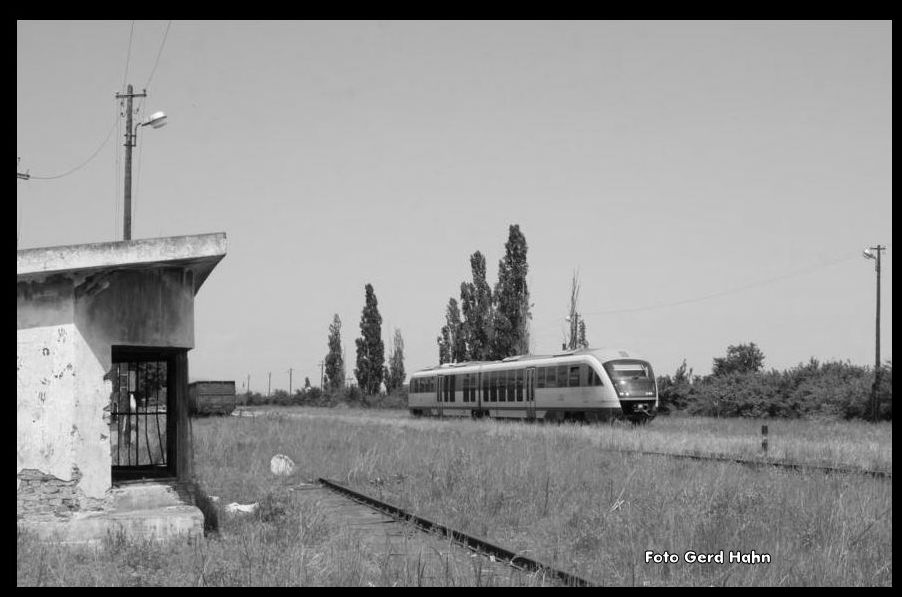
left=609, top=448, right=892, bottom=479
left=317, top=477, right=596, bottom=587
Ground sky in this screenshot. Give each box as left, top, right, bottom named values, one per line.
left=17, top=20, right=892, bottom=391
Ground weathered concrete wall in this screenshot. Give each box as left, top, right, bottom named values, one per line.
left=76, top=268, right=195, bottom=351
left=17, top=277, right=111, bottom=510
left=17, top=267, right=197, bottom=516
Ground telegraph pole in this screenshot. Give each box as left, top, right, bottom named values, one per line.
left=289, top=368, right=293, bottom=396
left=268, top=371, right=272, bottom=398
left=869, top=245, right=885, bottom=422
left=318, top=361, right=325, bottom=390
left=115, top=84, right=147, bottom=241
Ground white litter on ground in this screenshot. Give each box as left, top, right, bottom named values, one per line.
left=224, top=502, right=259, bottom=515
left=270, top=454, right=295, bottom=476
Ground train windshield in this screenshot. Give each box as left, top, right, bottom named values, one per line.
left=603, top=360, right=656, bottom=398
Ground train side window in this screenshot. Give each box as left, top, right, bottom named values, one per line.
left=516, top=369, right=523, bottom=401
left=545, top=367, right=556, bottom=388
left=482, top=373, right=490, bottom=401
left=558, top=365, right=569, bottom=388
left=488, top=372, right=496, bottom=402
left=589, top=369, right=603, bottom=386
left=505, top=370, right=513, bottom=402
left=452, top=375, right=457, bottom=402
left=569, top=366, right=580, bottom=387
left=537, top=367, right=545, bottom=389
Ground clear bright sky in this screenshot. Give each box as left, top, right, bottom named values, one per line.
left=17, top=20, right=892, bottom=390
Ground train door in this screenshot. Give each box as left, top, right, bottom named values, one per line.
left=526, top=367, right=536, bottom=420
left=435, top=374, right=443, bottom=417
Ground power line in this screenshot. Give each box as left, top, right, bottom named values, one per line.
left=579, top=254, right=860, bottom=318
left=144, top=21, right=172, bottom=91
left=121, top=21, right=135, bottom=90
left=114, top=99, right=122, bottom=238
left=530, top=253, right=861, bottom=333
left=29, top=118, right=118, bottom=181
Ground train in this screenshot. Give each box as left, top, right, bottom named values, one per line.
left=408, top=348, right=658, bottom=423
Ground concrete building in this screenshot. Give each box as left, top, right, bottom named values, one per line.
left=17, top=233, right=227, bottom=543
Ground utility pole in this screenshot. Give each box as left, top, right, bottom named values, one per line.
left=318, top=361, right=325, bottom=390
left=115, top=85, right=147, bottom=241
left=289, top=368, right=293, bottom=396
left=268, top=371, right=272, bottom=398
left=863, top=245, right=886, bottom=422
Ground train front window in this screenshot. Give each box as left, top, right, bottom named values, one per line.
left=603, top=360, right=656, bottom=398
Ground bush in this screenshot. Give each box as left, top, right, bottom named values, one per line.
left=657, top=358, right=892, bottom=421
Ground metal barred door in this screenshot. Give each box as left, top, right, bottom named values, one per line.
left=109, top=357, right=171, bottom=478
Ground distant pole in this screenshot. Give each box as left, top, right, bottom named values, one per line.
left=289, top=368, right=293, bottom=395
left=115, top=84, right=147, bottom=241
left=319, top=361, right=325, bottom=390
left=247, top=374, right=251, bottom=395
left=268, top=371, right=272, bottom=398
left=871, top=245, right=885, bottom=422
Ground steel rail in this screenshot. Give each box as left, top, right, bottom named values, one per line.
left=609, top=448, right=892, bottom=479
left=318, top=477, right=596, bottom=587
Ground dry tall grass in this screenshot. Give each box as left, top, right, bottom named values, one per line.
left=18, top=409, right=892, bottom=586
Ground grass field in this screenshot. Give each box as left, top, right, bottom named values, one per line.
left=17, top=408, right=892, bottom=586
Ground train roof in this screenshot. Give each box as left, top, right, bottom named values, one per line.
left=411, top=347, right=648, bottom=376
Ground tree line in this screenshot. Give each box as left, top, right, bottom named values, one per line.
left=437, top=224, right=534, bottom=363
left=323, top=282, right=406, bottom=397
left=657, top=342, right=893, bottom=420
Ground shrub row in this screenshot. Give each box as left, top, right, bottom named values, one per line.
left=657, top=359, right=892, bottom=420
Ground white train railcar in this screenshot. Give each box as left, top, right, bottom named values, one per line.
left=408, top=348, right=658, bottom=422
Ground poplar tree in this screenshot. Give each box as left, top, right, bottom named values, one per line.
left=462, top=250, right=493, bottom=361
left=324, top=314, right=345, bottom=390
left=437, top=298, right=465, bottom=363
left=437, top=326, right=451, bottom=364
left=354, top=283, right=385, bottom=394
left=386, top=328, right=406, bottom=392
left=492, top=224, right=531, bottom=358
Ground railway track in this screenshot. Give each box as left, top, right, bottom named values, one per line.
left=237, top=408, right=891, bottom=480
left=609, top=448, right=892, bottom=479
left=317, top=477, right=596, bottom=587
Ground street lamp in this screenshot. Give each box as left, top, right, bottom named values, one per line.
left=116, top=84, right=167, bottom=241
left=863, top=245, right=885, bottom=422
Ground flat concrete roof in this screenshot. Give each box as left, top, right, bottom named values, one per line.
left=17, top=233, right=227, bottom=293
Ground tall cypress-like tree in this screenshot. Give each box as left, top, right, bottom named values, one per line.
left=459, top=281, right=475, bottom=361
left=437, top=298, right=465, bottom=363
left=385, top=328, right=406, bottom=392
left=464, top=250, right=493, bottom=361
left=354, top=283, right=385, bottom=394
left=492, top=224, right=531, bottom=358
left=325, top=314, right=345, bottom=390
left=437, top=325, right=451, bottom=364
